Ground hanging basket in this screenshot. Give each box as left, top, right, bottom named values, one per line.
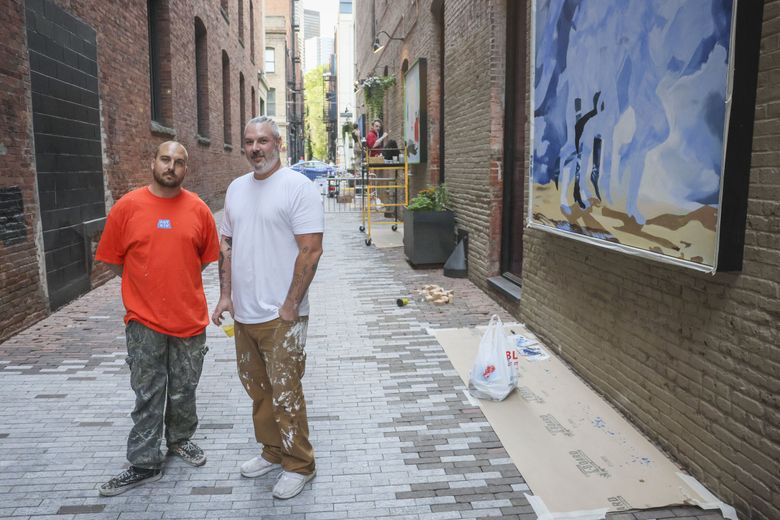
left=362, top=75, right=396, bottom=120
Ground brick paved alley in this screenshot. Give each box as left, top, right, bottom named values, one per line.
left=0, top=212, right=729, bottom=520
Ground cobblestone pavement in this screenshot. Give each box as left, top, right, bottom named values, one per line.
left=0, top=211, right=726, bottom=520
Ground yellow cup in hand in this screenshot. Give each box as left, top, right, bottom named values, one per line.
left=222, top=323, right=235, bottom=337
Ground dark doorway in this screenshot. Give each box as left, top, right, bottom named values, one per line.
left=500, top=0, right=527, bottom=284
left=26, top=0, right=106, bottom=309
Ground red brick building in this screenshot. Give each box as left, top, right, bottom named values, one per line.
left=356, top=1, right=779, bottom=518
left=0, top=0, right=264, bottom=341
left=354, top=0, right=444, bottom=197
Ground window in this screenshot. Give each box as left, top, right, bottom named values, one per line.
left=195, top=17, right=209, bottom=137
left=222, top=51, right=232, bottom=145
left=251, top=86, right=256, bottom=117
left=148, top=0, right=172, bottom=125
left=267, top=88, right=276, bottom=116
left=249, top=1, right=255, bottom=63
left=265, top=47, right=275, bottom=73
left=239, top=72, right=246, bottom=132
left=238, top=0, right=244, bottom=43
left=260, top=97, right=265, bottom=116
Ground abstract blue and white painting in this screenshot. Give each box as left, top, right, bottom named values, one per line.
left=530, top=0, right=735, bottom=269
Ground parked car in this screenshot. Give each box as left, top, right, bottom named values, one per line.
left=291, top=160, right=341, bottom=197
left=291, top=160, right=334, bottom=181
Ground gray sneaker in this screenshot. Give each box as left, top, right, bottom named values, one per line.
left=240, top=455, right=280, bottom=478
left=168, top=440, right=207, bottom=466
left=272, top=470, right=315, bottom=499
left=98, top=466, right=162, bottom=496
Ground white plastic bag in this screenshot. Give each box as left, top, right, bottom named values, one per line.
left=468, top=315, right=518, bottom=401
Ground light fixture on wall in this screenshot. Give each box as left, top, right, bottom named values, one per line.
left=372, top=30, right=404, bottom=53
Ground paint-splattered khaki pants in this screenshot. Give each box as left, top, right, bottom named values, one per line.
left=234, top=317, right=315, bottom=475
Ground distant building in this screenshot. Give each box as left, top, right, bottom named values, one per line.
left=264, top=16, right=291, bottom=165
left=304, top=36, right=334, bottom=72
left=265, top=0, right=305, bottom=164
left=336, top=0, right=356, bottom=169
left=303, top=9, right=320, bottom=40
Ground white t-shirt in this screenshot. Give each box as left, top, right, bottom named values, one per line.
left=220, top=168, right=324, bottom=324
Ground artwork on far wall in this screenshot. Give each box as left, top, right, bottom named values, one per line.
left=404, top=58, right=427, bottom=164
left=529, top=0, right=762, bottom=273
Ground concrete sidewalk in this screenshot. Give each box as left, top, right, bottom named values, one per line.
left=0, top=212, right=724, bottom=520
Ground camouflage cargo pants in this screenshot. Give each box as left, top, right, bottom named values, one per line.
left=125, top=320, right=209, bottom=469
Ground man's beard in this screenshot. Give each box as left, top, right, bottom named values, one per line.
left=251, top=149, right=280, bottom=175
left=153, top=170, right=183, bottom=188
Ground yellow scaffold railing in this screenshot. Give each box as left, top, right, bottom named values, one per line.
left=360, top=147, right=409, bottom=246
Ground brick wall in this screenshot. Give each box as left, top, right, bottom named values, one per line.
left=0, top=0, right=49, bottom=341
left=354, top=0, right=442, bottom=197
left=442, top=0, right=505, bottom=283
left=516, top=3, right=779, bottom=519
left=431, top=0, right=779, bottom=517
left=0, top=0, right=264, bottom=342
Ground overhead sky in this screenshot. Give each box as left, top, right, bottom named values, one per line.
left=302, top=0, right=340, bottom=38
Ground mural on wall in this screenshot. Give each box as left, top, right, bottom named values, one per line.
left=530, top=0, right=736, bottom=272
left=404, top=58, right=427, bottom=164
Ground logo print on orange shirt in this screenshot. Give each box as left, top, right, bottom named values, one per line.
left=157, top=219, right=172, bottom=229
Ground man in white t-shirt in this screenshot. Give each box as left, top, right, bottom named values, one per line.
left=212, top=116, right=324, bottom=500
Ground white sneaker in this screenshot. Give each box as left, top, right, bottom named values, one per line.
left=240, top=456, right=280, bottom=478
left=272, top=470, right=315, bottom=499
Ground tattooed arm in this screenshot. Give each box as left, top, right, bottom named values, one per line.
left=211, top=234, right=235, bottom=325
left=279, top=232, right=324, bottom=322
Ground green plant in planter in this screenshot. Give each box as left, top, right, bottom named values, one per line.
left=362, top=75, right=396, bottom=120
left=407, top=183, right=448, bottom=211
left=404, top=183, right=455, bottom=266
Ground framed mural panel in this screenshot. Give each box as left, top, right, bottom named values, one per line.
left=529, top=0, right=762, bottom=273
left=404, top=58, right=427, bottom=164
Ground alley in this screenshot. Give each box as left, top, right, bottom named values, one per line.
left=0, top=211, right=728, bottom=520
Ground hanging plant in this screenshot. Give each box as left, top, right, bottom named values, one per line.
left=362, top=75, right=396, bottom=120
left=342, top=121, right=354, bottom=139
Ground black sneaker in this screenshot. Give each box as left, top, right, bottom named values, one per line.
left=168, top=440, right=207, bottom=466
left=98, top=466, right=162, bottom=496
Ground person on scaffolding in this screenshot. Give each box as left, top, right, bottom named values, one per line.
left=366, top=118, right=388, bottom=157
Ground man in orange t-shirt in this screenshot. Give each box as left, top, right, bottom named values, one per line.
left=95, top=141, right=219, bottom=496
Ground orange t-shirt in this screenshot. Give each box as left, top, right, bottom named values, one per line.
left=95, top=187, right=220, bottom=337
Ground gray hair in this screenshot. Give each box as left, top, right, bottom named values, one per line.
left=245, top=116, right=281, bottom=139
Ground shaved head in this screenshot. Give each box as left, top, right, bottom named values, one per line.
left=156, top=141, right=188, bottom=162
